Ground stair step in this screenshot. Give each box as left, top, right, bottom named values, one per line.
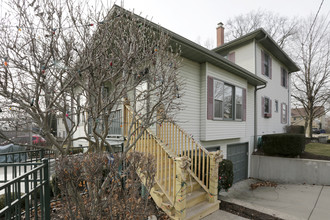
left=186, top=190, right=207, bottom=208
left=186, top=180, right=201, bottom=192
left=153, top=190, right=165, bottom=197
left=161, top=201, right=173, bottom=210
left=185, top=201, right=220, bottom=220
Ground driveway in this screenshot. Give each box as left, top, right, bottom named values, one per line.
left=219, top=179, right=330, bottom=220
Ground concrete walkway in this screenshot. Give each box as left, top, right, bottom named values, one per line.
left=219, top=179, right=330, bottom=220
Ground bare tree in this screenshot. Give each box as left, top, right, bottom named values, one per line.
left=291, top=15, right=330, bottom=137
left=225, top=9, right=298, bottom=50
left=0, top=0, right=182, bottom=154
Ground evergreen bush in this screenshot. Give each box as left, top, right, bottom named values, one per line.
left=218, top=159, right=233, bottom=192
left=262, top=133, right=305, bottom=156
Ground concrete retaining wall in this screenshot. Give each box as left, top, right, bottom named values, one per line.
left=250, top=155, right=330, bottom=185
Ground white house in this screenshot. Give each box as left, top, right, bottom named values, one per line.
left=57, top=9, right=299, bottom=184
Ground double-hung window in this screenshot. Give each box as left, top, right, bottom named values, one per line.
left=281, top=68, right=288, bottom=88
left=261, top=50, right=272, bottom=79
left=262, top=96, right=272, bottom=118
left=281, top=103, right=287, bottom=124
left=235, top=87, right=243, bottom=120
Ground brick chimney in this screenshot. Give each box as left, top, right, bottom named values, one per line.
left=216, top=22, right=224, bottom=47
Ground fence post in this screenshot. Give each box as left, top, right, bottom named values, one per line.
left=42, top=158, right=51, bottom=219
left=174, top=157, right=187, bottom=219
left=208, top=152, right=220, bottom=203
left=41, top=149, right=45, bottom=159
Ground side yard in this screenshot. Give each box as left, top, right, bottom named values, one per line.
left=305, top=142, right=330, bottom=157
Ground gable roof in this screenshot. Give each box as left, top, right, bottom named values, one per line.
left=110, top=5, right=266, bottom=86
left=213, top=28, right=300, bottom=73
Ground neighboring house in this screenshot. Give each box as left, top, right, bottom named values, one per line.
left=57, top=6, right=299, bottom=186
left=291, top=106, right=326, bottom=129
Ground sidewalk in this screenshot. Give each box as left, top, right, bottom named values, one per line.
left=219, top=179, right=330, bottom=220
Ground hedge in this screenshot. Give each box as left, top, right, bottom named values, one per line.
left=262, top=133, right=305, bottom=156
left=285, top=125, right=305, bottom=134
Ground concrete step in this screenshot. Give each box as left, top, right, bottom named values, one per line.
left=186, top=190, right=207, bottom=209
left=185, top=201, right=220, bottom=220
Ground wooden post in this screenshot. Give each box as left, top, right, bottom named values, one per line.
left=174, top=157, right=187, bottom=219
left=208, top=152, right=220, bottom=203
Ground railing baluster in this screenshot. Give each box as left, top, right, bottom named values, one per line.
left=202, top=150, right=205, bottom=184
left=165, top=151, right=168, bottom=193
left=198, top=148, right=201, bottom=180
left=195, top=143, right=197, bottom=176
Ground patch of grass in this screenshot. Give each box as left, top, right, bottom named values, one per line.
left=305, top=143, right=330, bottom=157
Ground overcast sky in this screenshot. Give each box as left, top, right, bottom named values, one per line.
left=115, top=0, right=329, bottom=48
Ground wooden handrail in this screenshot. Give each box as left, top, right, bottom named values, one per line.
left=123, top=105, right=176, bottom=205
left=157, top=121, right=212, bottom=192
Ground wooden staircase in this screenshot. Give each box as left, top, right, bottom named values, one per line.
left=123, top=105, right=222, bottom=219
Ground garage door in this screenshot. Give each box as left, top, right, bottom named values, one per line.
left=227, top=143, right=248, bottom=183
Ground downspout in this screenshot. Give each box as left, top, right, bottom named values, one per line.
left=254, top=85, right=266, bottom=151
left=287, top=73, right=291, bottom=127
left=254, top=36, right=268, bottom=151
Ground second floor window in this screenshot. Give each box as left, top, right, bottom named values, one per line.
left=281, top=68, right=288, bottom=88
left=261, top=50, right=272, bottom=79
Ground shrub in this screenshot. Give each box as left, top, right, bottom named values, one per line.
left=56, top=152, right=156, bottom=219
left=262, top=133, right=305, bottom=156
left=285, top=125, right=305, bottom=134
left=218, top=159, right=233, bottom=192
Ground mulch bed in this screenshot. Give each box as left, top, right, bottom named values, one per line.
left=50, top=196, right=170, bottom=219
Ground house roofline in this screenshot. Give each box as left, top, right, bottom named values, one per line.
left=110, top=5, right=267, bottom=86
left=213, top=28, right=300, bottom=73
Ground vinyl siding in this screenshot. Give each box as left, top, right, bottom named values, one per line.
left=227, top=42, right=255, bottom=73
left=201, top=62, right=248, bottom=141
left=175, top=58, right=201, bottom=140
left=256, top=44, right=290, bottom=135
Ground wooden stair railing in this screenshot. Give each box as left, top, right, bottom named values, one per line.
left=123, top=105, right=221, bottom=219
left=157, top=121, right=214, bottom=195
left=123, top=105, right=177, bottom=206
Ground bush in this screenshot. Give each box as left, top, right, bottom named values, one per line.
left=0, top=193, right=25, bottom=210
left=262, top=133, right=305, bottom=156
left=285, top=125, right=305, bottom=134
left=218, top=159, right=233, bottom=192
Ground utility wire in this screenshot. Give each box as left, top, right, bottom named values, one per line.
left=305, top=0, right=325, bottom=42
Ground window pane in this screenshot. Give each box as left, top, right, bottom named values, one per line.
left=264, top=53, right=269, bottom=76
left=214, top=80, right=224, bottom=100
left=235, top=88, right=243, bottom=119
left=214, top=100, right=222, bottom=118
left=282, top=104, right=287, bottom=122
left=214, top=80, right=224, bottom=118
left=224, top=85, right=233, bottom=119
left=264, top=98, right=269, bottom=113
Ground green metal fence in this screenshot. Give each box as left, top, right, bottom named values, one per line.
left=0, top=159, right=50, bottom=220
left=0, top=149, right=55, bottom=183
